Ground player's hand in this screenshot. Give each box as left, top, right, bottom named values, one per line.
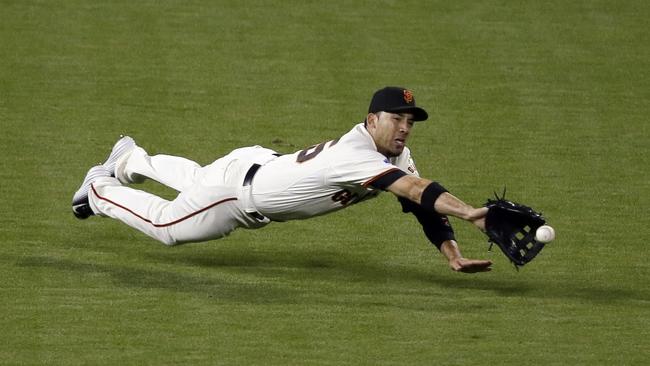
left=449, top=257, right=493, bottom=273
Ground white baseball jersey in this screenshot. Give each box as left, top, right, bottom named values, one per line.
left=87, top=124, right=419, bottom=246
left=252, top=123, right=419, bottom=221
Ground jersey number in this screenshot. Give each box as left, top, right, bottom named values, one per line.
left=296, top=138, right=340, bottom=163
left=296, top=138, right=353, bottom=206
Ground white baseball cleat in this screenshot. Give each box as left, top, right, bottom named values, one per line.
left=72, top=165, right=110, bottom=219
left=103, top=135, right=137, bottom=177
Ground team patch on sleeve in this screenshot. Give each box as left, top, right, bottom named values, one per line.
left=407, top=156, right=418, bottom=175
left=365, top=168, right=407, bottom=190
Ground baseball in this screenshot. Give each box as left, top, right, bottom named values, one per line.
left=535, top=225, right=555, bottom=243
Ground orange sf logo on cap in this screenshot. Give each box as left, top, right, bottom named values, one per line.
left=403, top=89, right=413, bottom=104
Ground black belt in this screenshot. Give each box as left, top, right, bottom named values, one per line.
left=243, top=163, right=261, bottom=186
left=243, top=154, right=281, bottom=186
left=242, top=163, right=265, bottom=221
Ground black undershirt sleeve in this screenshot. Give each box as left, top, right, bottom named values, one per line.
left=368, top=169, right=455, bottom=250
left=398, top=197, right=455, bottom=250
left=368, top=169, right=407, bottom=191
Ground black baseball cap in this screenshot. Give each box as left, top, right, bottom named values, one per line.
left=368, top=86, right=428, bottom=121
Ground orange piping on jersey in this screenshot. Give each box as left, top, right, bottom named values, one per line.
left=362, top=167, right=401, bottom=188
left=90, top=184, right=238, bottom=228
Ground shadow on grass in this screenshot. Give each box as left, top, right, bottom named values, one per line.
left=17, top=255, right=295, bottom=305
left=17, top=250, right=644, bottom=306
left=144, top=249, right=643, bottom=304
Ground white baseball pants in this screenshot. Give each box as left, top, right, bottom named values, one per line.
left=88, top=145, right=277, bottom=245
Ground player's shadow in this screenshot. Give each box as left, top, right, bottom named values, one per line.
left=145, top=249, right=643, bottom=304
left=16, top=251, right=643, bottom=307
left=16, top=255, right=296, bottom=305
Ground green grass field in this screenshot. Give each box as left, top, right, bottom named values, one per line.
left=1, top=1, right=648, bottom=364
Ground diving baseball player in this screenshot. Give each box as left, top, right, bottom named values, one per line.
left=72, top=87, right=492, bottom=273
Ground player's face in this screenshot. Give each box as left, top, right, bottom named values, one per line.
left=367, top=112, right=415, bottom=157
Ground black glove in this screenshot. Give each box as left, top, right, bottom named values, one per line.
left=484, top=192, right=547, bottom=268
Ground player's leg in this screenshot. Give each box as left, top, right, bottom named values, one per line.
left=116, top=146, right=203, bottom=192
left=88, top=176, right=250, bottom=245
left=119, top=145, right=278, bottom=192
left=99, top=135, right=198, bottom=191
left=97, top=135, right=203, bottom=192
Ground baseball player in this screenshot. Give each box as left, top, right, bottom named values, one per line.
left=72, top=87, right=492, bottom=273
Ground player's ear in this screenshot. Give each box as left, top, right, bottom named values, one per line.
left=366, top=112, right=378, bottom=127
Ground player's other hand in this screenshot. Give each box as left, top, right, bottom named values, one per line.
left=449, top=257, right=493, bottom=273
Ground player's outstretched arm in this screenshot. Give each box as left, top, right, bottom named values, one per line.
left=387, top=175, right=487, bottom=229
